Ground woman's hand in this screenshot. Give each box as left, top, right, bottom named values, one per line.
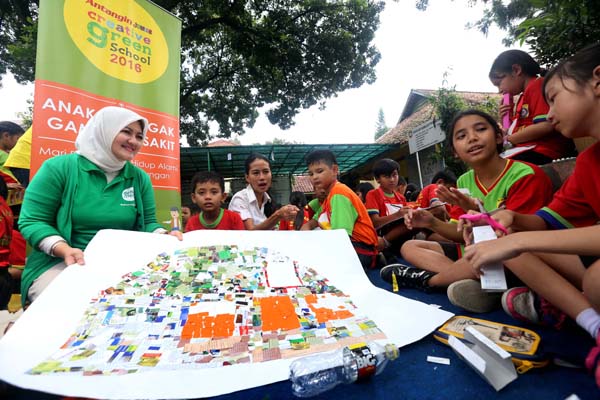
left=278, top=205, right=300, bottom=221
left=169, top=230, right=184, bottom=241
left=53, top=242, right=85, bottom=266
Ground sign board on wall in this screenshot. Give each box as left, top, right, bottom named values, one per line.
left=408, top=120, right=446, bottom=154
left=31, top=0, right=182, bottom=223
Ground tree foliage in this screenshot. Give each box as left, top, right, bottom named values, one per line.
left=16, top=96, right=34, bottom=128
left=0, top=2, right=38, bottom=86
left=0, top=0, right=384, bottom=145
left=374, top=107, right=388, bottom=140
left=416, top=0, right=600, bottom=67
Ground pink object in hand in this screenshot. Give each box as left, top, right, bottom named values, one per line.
left=458, top=213, right=509, bottom=235
left=502, top=93, right=513, bottom=130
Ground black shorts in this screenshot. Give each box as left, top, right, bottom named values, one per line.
left=580, top=255, right=600, bottom=268
left=439, top=242, right=461, bottom=262
left=0, top=268, right=13, bottom=310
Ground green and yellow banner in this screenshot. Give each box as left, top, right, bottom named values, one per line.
left=32, top=0, right=182, bottom=223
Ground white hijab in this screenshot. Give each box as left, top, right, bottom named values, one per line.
left=76, top=106, right=149, bottom=173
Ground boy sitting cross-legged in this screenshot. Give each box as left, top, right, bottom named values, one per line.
left=365, top=159, right=414, bottom=253
left=185, top=171, right=245, bottom=231
left=301, top=150, right=380, bottom=269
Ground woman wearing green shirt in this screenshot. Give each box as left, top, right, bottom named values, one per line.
left=19, top=106, right=180, bottom=306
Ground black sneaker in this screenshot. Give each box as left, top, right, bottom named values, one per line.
left=379, top=263, right=435, bottom=291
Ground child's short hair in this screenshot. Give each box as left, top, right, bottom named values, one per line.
left=405, top=183, right=419, bottom=202
left=0, top=121, right=25, bottom=137
left=447, top=109, right=504, bottom=154
left=305, top=149, right=337, bottom=167
left=191, top=171, right=225, bottom=193
left=355, top=182, right=374, bottom=197
left=543, top=43, right=600, bottom=100
left=372, top=158, right=400, bottom=178
left=489, top=50, right=542, bottom=80
left=431, top=169, right=457, bottom=185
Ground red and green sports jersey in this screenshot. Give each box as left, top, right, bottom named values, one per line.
left=536, top=142, right=600, bottom=229
left=450, top=159, right=553, bottom=220
left=512, top=77, right=573, bottom=160
left=307, top=198, right=322, bottom=219
left=365, top=187, right=406, bottom=216
left=316, top=182, right=378, bottom=248
left=185, top=209, right=245, bottom=231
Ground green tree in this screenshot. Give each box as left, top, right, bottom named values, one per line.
left=374, top=107, right=388, bottom=140
left=0, top=1, right=384, bottom=145
left=416, top=0, right=600, bottom=67
left=16, top=96, right=34, bottom=128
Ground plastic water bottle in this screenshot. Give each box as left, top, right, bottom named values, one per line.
left=289, top=342, right=398, bottom=397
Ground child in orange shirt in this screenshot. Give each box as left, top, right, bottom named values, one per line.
left=303, top=150, right=379, bottom=269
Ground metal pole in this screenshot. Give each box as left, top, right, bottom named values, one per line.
left=415, top=151, right=424, bottom=189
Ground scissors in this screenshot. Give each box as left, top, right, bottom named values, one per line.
left=458, top=202, right=508, bottom=235
left=389, top=202, right=447, bottom=210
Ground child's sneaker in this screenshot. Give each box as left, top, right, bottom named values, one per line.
left=501, top=287, right=567, bottom=329
left=379, top=263, right=435, bottom=291
left=585, top=331, right=600, bottom=387
left=447, top=279, right=502, bottom=313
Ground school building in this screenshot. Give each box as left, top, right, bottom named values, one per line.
left=178, top=88, right=501, bottom=204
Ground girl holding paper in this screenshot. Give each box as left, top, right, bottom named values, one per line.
left=381, top=110, right=552, bottom=303
left=19, top=106, right=181, bottom=306
left=489, top=49, right=575, bottom=164
left=464, top=43, right=600, bottom=387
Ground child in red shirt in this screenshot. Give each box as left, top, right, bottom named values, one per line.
left=0, top=179, right=13, bottom=310
left=185, top=171, right=244, bottom=231
left=415, top=169, right=457, bottom=221
left=364, top=159, right=411, bottom=250
left=489, top=50, right=575, bottom=164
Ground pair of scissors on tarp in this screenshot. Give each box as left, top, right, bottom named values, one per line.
left=458, top=201, right=508, bottom=235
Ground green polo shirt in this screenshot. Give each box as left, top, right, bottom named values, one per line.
left=19, top=154, right=163, bottom=304
left=70, top=158, right=140, bottom=250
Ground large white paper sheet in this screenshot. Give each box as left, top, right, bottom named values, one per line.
left=0, top=229, right=452, bottom=399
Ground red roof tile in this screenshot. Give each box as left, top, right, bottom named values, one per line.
left=292, top=175, right=313, bottom=193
